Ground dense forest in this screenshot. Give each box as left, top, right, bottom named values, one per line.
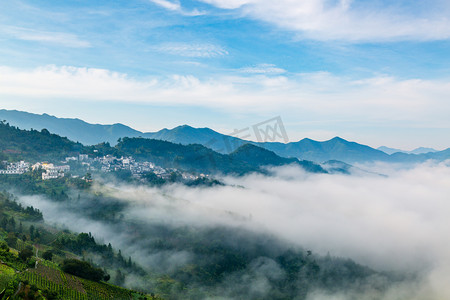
left=0, top=190, right=156, bottom=299
left=114, top=137, right=326, bottom=174
left=0, top=121, right=83, bottom=162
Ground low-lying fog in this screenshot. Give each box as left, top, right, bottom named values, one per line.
left=19, top=160, right=450, bottom=299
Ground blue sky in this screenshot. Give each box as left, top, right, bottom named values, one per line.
left=1, top=0, right=450, bottom=149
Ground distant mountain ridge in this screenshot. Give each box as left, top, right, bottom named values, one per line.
left=377, top=146, right=438, bottom=155
left=0, top=121, right=325, bottom=175
left=1, top=109, right=449, bottom=164
left=259, top=137, right=389, bottom=163
left=113, top=137, right=326, bottom=175
left=0, top=119, right=83, bottom=161
left=0, top=109, right=143, bottom=145
left=141, top=126, right=450, bottom=164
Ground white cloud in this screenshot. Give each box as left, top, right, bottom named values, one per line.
left=0, top=65, right=450, bottom=130
left=200, top=0, right=254, bottom=10
left=199, top=0, right=450, bottom=41
left=240, top=63, right=286, bottom=74
left=0, top=26, right=91, bottom=48
left=150, top=0, right=205, bottom=16
left=17, top=161, right=450, bottom=299
left=166, top=162, right=450, bottom=299
left=153, top=43, right=228, bottom=57
left=152, top=0, right=181, bottom=11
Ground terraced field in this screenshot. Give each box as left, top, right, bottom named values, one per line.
left=0, top=191, right=159, bottom=300
left=21, top=264, right=144, bottom=299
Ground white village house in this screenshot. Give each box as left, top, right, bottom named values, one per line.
left=32, top=162, right=70, bottom=180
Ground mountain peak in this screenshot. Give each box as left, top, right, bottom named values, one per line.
left=232, top=143, right=266, bottom=154
left=172, top=124, right=216, bottom=133
left=298, top=137, right=315, bottom=143
left=378, top=145, right=438, bottom=155
left=329, top=136, right=346, bottom=142
left=0, top=109, right=141, bottom=145
left=175, top=124, right=193, bottom=129
left=410, top=147, right=438, bottom=154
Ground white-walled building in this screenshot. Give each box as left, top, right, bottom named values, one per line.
left=42, top=168, right=63, bottom=180
left=0, top=161, right=30, bottom=174
left=32, top=162, right=70, bottom=180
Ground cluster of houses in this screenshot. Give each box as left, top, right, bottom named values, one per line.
left=0, top=161, right=30, bottom=175
left=92, top=155, right=205, bottom=180
left=66, top=154, right=178, bottom=178
left=32, top=162, right=70, bottom=180
left=2, top=154, right=205, bottom=181
left=0, top=161, right=70, bottom=180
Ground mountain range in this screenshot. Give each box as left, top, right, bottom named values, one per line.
left=0, top=109, right=142, bottom=145
left=377, top=146, right=438, bottom=155
left=0, top=121, right=325, bottom=175
left=1, top=109, right=448, bottom=164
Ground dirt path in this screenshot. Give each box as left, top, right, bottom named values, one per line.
left=12, top=282, right=22, bottom=298
left=35, top=246, right=39, bottom=269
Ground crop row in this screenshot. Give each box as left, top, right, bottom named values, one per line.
left=23, top=266, right=134, bottom=300
left=81, top=278, right=133, bottom=300
left=21, top=271, right=90, bottom=300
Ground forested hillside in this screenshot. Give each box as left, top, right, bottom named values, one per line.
left=114, top=137, right=326, bottom=174
left=0, top=121, right=83, bottom=162
left=0, top=190, right=157, bottom=299
left=0, top=122, right=325, bottom=175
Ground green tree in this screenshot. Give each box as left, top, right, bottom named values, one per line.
left=0, top=241, right=9, bottom=252
left=62, top=259, right=107, bottom=282
left=114, top=269, right=125, bottom=286
left=5, top=232, right=17, bottom=248
left=19, top=247, right=34, bottom=261
left=8, top=217, right=16, bottom=231
left=0, top=217, right=7, bottom=229
left=42, top=250, right=53, bottom=261
left=29, top=225, right=35, bottom=240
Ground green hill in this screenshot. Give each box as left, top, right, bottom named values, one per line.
left=115, top=137, right=326, bottom=175
left=0, top=122, right=325, bottom=175
left=0, top=109, right=142, bottom=146
left=0, top=121, right=83, bottom=162
left=0, top=191, right=159, bottom=299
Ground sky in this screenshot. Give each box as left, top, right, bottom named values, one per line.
left=1, top=0, right=450, bottom=149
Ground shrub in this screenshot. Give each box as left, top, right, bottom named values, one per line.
left=61, top=259, right=107, bottom=282
left=42, top=250, right=53, bottom=261
left=19, top=247, right=34, bottom=261
left=0, top=241, right=9, bottom=252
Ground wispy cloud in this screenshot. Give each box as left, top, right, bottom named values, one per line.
left=240, top=64, right=286, bottom=75
left=199, top=0, right=450, bottom=42
left=0, top=25, right=91, bottom=48
left=153, top=43, right=228, bottom=57
left=1, top=65, right=449, bottom=130
left=150, top=0, right=205, bottom=16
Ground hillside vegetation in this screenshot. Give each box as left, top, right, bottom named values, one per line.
left=0, top=171, right=408, bottom=299
left=0, top=122, right=325, bottom=175
left=0, top=191, right=159, bottom=299
left=3, top=110, right=449, bottom=164
left=0, top=122, right=410, bottom=299
left=0, top=121, right=83, bottom=162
